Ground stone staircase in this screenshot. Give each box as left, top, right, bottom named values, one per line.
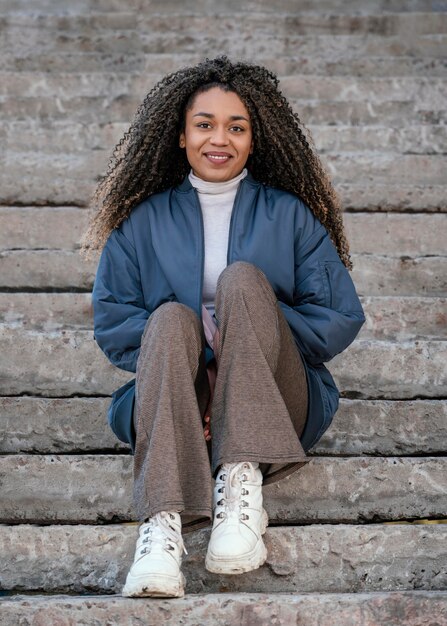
left=1, top=0, right=447, bottom=623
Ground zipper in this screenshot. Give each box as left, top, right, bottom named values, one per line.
left=226, top=178, right=245, bottom=265
left=324, top=263, right=332, bottom=308
left=192, top=187, right=205, bottom=315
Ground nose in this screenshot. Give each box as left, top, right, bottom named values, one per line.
left=210, top=126, right=229, bottom=146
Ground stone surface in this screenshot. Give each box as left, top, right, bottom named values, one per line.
left=2, top=149, right=445, bottom=187
left=2, top=293, right=446, bottom=341
left=330, top=339, right=447, bottom=399
left=359, top=296, right=447, bottom=341
left=314, top=399, right=447, bottom=456
left=1, top=397, right=446, bottom=456
left=351, top=256, right=447, bottom=297
left=1, top=330, right=446, bottom=398
left=2, top=251, right=446, bottom=294
left=1, top=455, right=445, bottom=524
left=1, top=523, right=446, bottom=594
left=2, top=209, right=446, bottom=256
left=1, top=592, right=447, bottom=626
left=2, top=0, right=443, bottom=14
left=3, top=121, right=447, bottom=154
left=4, top=74, right=445, bottom=104
left=0, top=293, right=93, bottom=331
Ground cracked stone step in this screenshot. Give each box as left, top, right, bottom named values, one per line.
left=3, top=0, right=442, bottom=13
left=1, top=592, right=447, bottom=626
left=1, top=251, right=446, bottom=295
left=1, top=455, right=446, bottom=524
left=0, top=329, right=446, bottom=398
left=1, top=397, right=446, bottom=455
left=4, top=122, right=447, bottom=154
left=2, top=293, right=445, bottom=341
left=3, top=12, right=446, bottom=37
left=2, top=209, right=446, bottom=256
left=3, top=151, right=445, bottom=184
left=1, top=522, right=446, bottom=594
left=2, top=53, right=446, bottom=77
left=3, top=94, right=446, bottom=130
left=1, top=156, right=445, bottom=208
left=2, top=27, right=447, bottom=59
left=2, top=74, right=445, bottom=103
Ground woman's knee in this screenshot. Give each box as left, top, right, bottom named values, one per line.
left=144, top=302, right=201, bottom=341
left=216, top=262, right=276, bottom=311
left=216, top=261, right=269, bottom=296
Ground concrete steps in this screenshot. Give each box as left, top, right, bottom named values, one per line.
left=2, top=293, right=446, bottom=341
left=1, top=592, right=447, bottom=626
left=1, top=329, right=446, bottom=397
left=1, top=455, right=446, bottom=524
left=1, top=397, right=446, bottom=455
left=2, top=523, right=446, bottom=594
left=1, top=0, right=445, bottom=619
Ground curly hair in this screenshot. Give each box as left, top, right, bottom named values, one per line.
left=82, top=55, right=352, bottom=268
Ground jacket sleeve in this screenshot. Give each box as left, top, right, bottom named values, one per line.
left=92, top=226, right=149, bottom=373
left=278, top=204, right=365, bottom=366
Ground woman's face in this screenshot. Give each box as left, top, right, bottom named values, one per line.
left=179, top=87, right=253, bottom=182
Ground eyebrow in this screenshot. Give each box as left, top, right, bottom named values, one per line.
left=192, top=112, right=249, bottom=122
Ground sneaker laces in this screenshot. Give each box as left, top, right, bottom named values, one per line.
left=139, top=511, right=188, bottom=556
left=217, top=462, right=257, bottom=519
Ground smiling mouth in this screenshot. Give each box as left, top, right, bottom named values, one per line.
left=204, top=153, right=232, bottom=163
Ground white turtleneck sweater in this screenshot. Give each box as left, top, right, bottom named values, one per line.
left=188, top=167, right=248, bottom=319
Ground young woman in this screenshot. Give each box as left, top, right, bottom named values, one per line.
left=83, top=56, right=365, bottom=598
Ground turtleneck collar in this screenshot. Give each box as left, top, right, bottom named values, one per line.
left=188, top=168, right=248, bottom=195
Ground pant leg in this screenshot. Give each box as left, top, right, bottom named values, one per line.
left=132, top=302, right=212, bottom=531
left=211, top=261, right=311, bottom=484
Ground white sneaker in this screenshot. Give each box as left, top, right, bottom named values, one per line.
left=205, top=461, right=268, bottom=575
left=122, top=511, right=187, bottom=598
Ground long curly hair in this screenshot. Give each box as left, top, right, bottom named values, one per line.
left=82, top=56, right=352, bottom=268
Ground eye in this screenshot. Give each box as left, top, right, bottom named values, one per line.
left=230, top=126, right=244, bottom=132
left=196, top=122, right=212, bottom=129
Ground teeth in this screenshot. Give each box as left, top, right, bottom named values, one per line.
left=207, top=155, right=229, bottom=160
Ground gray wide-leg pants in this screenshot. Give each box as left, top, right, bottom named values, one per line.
left=133, top=262, right=310, bottom=532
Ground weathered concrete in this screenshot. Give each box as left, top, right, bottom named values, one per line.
left=2, top=251, right=446, bottom=294
left=3, top=149, right=445, bottom=186
left=1, top=330, right=446, bottom=397
left=3, top=12, right=446, bottom=38
left=0, top=328, right=131, bottom=395
left=338, top=183, right=447, bottom=212
left=359, top=296, right=447, bottom=341
left=0, top=251, right=96, bottom=289
left=330, top=339, right=447, bottom=399
left=2, top=209, right=446, bottom=256
left=0, top=396, right=115, bottom=453
left=1, top=397, right=446, bottom=456
left=314, top=399, right=447, bottom=456
left=1, top=523, right=445, bottom=594
left=351, top=256, right=447, bottom=297
left=3, top=121, right=447, bottom=155
left=0, top=206, right=89, bottom=250
left=1, top=592, right=447, bottom=626
left=2, top=0, right=442, bottom=14
left=2, top=51, right=447, bottom=76
left=0, top=293, right=93, bottom=331
left=4, top=93, right=446, bottom=131
left=4, top=74, right=445, bottom=105
left=1, top=455, right=445, bottom=524
left=2, top=293, right=446, bottom=341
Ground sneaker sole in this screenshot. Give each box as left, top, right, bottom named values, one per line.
left=121, top=572, right=186, bottom=598
left=205, top=508, right=269, bottom=575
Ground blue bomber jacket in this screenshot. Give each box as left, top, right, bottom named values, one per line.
left=93, top=171, right=365, bottom=453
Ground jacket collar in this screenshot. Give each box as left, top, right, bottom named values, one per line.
left=176, top=169, right=259, bottom=193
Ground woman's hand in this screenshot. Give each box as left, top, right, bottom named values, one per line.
left=203, top=414, right=211, bottom=441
